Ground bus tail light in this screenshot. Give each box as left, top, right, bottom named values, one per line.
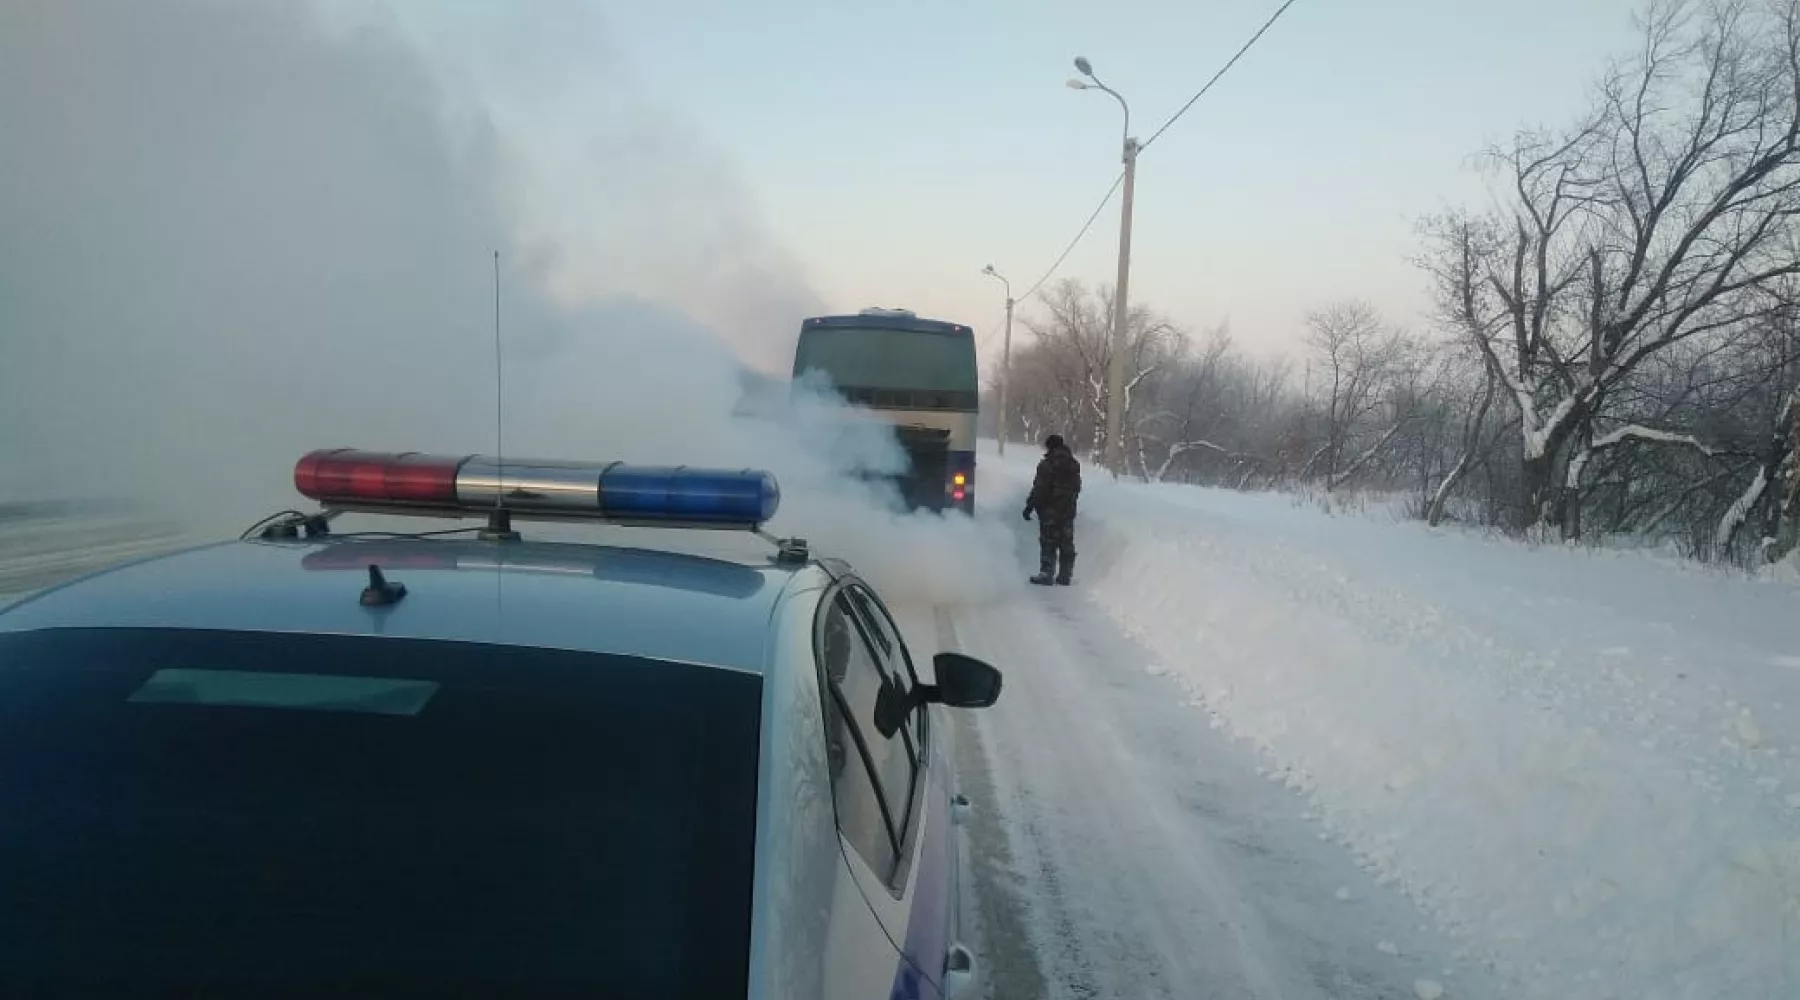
left=949, top=469, right=970, bottom=504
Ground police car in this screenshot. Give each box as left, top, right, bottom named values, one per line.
left=0, top=448, right=1001, bottom=999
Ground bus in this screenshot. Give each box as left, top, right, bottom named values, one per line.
left=792, top=308, right=979, bottom=514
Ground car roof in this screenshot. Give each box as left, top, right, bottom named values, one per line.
left=0, top=531, right=824, bottom=674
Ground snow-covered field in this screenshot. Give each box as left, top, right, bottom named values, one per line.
left=965, top=440, right=1800, bottom=1000
left=0, top=510, right=193, bottom=605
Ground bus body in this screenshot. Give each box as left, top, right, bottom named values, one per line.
left=792, top=309, right=978, bottom=514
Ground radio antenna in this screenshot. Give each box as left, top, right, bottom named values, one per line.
left=483, top=249, right=519, bottom=541
left=493, top=249, right=504, bottom=488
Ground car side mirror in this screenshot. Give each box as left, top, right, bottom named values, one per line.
left=871, top=653, right=1004, bottom=739
left=926, top=652, right=1002, bottom=708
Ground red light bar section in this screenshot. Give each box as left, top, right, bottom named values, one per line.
left=294, top=449, right=464, bottom=506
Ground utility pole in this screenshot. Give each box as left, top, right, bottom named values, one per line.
left=1069, top=56, right=1136, bottom=476
left=982, top=265, right=1015, bottom=456
left=1106, top=137, right=1138, bottom=476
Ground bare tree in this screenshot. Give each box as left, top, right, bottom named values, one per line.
left=1017, top=279, right=1180, bottom=465
left=1421, top=0, right=1800, bottom=533
left=1778, top=391, right=1800, bottom=556
left=1304, top=301, right=1393, bottom=483
left=1427, top=364, right=1499, bottom=525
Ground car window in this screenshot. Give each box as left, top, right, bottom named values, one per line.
left=818, top=658, right=898, bottom=877
left=843, top=583, right=927, bottom=762
left=816, top=591, right=919, bottom=879
left=846, top=584, right=918, bottom=683
left=0, top=627, right=763, bottom=999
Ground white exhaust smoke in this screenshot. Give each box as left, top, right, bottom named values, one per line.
left=0, top=0, right=1022, bottom=608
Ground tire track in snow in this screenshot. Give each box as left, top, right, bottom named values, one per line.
left=946, top=587, right=1480, bottom=1000
left=961, top=597, right=1195, bottom=1000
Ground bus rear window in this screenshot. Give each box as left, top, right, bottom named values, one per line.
left=794, top=326, right=978, bottom=393
left=0, top=627, right=762, bottom=998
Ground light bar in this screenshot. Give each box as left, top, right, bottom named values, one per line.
left=294, top=449, right=781, bottom=529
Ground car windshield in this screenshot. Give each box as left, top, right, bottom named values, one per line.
left=0, top=627, right=762, bottom=998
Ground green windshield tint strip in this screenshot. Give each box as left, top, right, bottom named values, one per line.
left=129, top=668, right=440, bottom=716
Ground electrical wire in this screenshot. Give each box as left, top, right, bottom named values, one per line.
left=240, top=508, right=488, bottom=542
left=239, top=510, right=306, bottom=540
left=1140, top=0, right=1301, bottom=151
left=995, top=0, right=1300, bottom=322
left=1018, top=170, right=1126, bottom=304
left=326, top=526, right=487, bottom=541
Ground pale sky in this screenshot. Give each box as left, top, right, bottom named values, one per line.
left=349, top=0, right=1642, bottom=366
left=0, top=0, right=1669, bottom=512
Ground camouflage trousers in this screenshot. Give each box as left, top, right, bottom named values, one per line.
left=1037, top=516, right=1076, bottom=579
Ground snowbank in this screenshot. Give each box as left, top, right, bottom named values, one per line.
left=981, top=441, right=1800, bottom=1000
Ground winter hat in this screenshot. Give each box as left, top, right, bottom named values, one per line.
left=1044, top=434, right=1066, bottom=451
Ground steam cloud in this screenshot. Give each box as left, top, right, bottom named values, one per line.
left=0, top=0, right=1021, bottom=606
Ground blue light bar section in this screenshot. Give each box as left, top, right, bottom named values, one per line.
left=597, top=466, right=781, bottom=527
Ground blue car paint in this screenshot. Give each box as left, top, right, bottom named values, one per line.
left=887, top=727, right=958, bottom=1000
left=1, top=496, right=1000, bottom=1000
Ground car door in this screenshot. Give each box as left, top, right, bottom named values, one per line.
left=813, top=584, right=922, bottom=995
left=814, top=579, right=951, bottom=999
left=842, top=582, right=963, bottom=996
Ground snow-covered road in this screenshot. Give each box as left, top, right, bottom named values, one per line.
left=928, top=443, right=1800, bottom=1000
left=902, top=455, right=1498, bottom=1000
left=943, top=589, right=1487, bottom=1000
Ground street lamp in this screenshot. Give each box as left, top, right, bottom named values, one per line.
left=982, top=264, right=1015, bottom=457
left=1069, top=55, right=1139, bottom=477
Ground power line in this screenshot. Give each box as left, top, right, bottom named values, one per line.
left=1006, top=0, right=1298, bottom=316
left=1018, top=170, right=1125, bottom=304
left=1140, top=0, right=1301, bottom=151
left=977, top=308, right=1005, bottom=356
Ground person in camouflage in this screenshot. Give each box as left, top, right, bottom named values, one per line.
left=1023, top=434, right=1082, bottom=586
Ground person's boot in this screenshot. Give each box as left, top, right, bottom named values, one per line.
left=1056, top=551, right=1075, bottom=586
left=1029, top=542, right=1056, bottom=585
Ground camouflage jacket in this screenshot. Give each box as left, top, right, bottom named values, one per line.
left=1027, top=446, right=1082, bottom=521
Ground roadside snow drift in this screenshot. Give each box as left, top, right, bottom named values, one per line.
left=983, top=442, right=1800, bottom=1000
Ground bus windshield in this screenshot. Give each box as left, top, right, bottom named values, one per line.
left=794, top=326, right=978, bottom=394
